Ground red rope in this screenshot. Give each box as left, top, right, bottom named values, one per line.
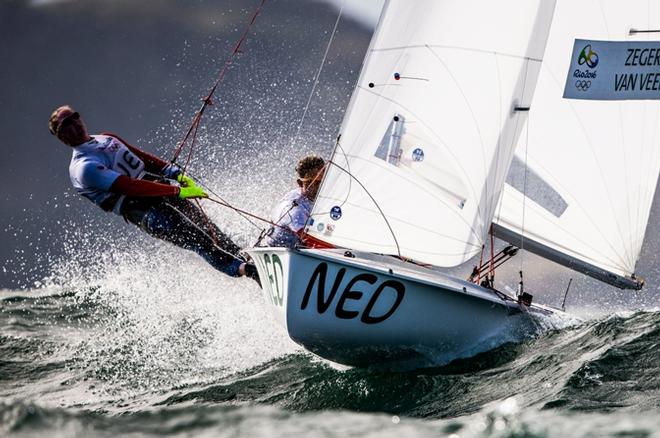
left=489, top=229, right=495, bottom=281
left=165, top=0, right=268, bottom=254
left=477, top=244, right=484, bottom=284
left=171, top=0, right=268, bottom=168
left=206, top=196, right=283, bottom=229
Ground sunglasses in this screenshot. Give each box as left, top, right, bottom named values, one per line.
left=51, top=111, right=80, bottom=136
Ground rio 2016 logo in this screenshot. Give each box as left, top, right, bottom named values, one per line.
left=578, top=44, right=599, bottom=68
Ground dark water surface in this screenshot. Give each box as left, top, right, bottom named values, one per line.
left=2, top=285, right=660, bottom=437
left=3, top=0, right=660, bottom=436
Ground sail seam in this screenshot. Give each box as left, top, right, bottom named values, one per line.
left=340, top=153, right=483, bottom=243
left=322, top=159, right=482, bottom=250
left=535, top=67, right=634, bottom=271
left=502, top=185, right=634, bottom=273
left=370, top=44, right=544, bottom=63
left=355, top=86, right=483, bottom=244
left=326, top=160, right=403, bottom=258
left=290, top=0, right=344, bottom=149
left=496, top=217, right=630, bottom=277
left=425, top=45, right=489, bottom=239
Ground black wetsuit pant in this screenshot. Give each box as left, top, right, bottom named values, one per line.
left=122, top=197, right=243, bottom=276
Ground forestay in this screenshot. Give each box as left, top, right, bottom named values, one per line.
left=307, top=0, right=557, bottom=267
left=494, top=0, right=660, bottom=288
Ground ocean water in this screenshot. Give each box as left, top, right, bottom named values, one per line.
left=3, top=253, right=660, bottom=437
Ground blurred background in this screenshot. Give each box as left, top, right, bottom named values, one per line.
left=0, top=0, right=380, bottom=284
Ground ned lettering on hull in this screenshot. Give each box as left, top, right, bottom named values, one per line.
left=300, top=262, right=405, bottom=325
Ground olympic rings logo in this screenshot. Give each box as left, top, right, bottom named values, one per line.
left=575, top=80, right=591, bottom=91
left=578, top=44, right=599, bottom=68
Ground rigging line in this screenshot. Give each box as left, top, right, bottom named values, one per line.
left=635, top=103, right=654, bottom=260
left=498, top=42, right=543, bottom=261
left=540, top=68, right=631, bottom=270
left=340, top=153, right=483, bottom=246
left=493, top=51, right=505, bottom=225
left=327, top=159, right=402, bottom=258
left=205, top=196, right=289, bottom=230
left=425, top=45, right=488, bottom=235
left=195, top=198, right=220, bottom=247
left=520, top=108, right=530, bottom=273
left=515, top=56, right=532, bottom=277
left=291, top=0, right=345, bottom=148
left=171, top=0, right=268, bottom=165
left=638, top=0, right=649, bottom=259
left=635, top=7, right=653, bottom=263
left=181, top=113, right=203, bottom=174
left=370, top=44, right=544, bottom=63
left=184, top=170, right=262, bottom=230
left=163, top=201, right=246, bottom=263
left=357, top=87, right=483, bottom=243
left=315, top=194, right=481, bottom=248
left=632, top=110, right=645, bottom=262
left=599, top=8, right=643, bottom=266
left=637, top=105, right=660, bottom=260
left=489, top=230, right=495, bottom=281
left=311, top=136, right=353, bottom=214
left=618, top=103, right=635, bottom=269
left=504, top=196, right=633, bottom=274
left=640, top=103, right=660, bottom=255
left=597, top=0, right=612, bottom=39
left=477, top=245, right=485, bottom=284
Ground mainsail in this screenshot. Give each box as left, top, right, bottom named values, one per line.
left=493, top=0, right=660, bottom=289
left=307, top=0, right=557, bottom=267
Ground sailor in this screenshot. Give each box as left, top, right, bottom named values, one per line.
left=48, top=105, right=258, bottom=281
left=264, top=155, right=327, bottom=248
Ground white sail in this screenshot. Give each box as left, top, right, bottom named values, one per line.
left=307, top=0, right=557, bottom=267
left=494, top=0, right=660, bottom=289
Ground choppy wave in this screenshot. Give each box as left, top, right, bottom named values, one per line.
left=4, top=399, right=660, bottom=438
left=2, top=284, right=660, bottom=437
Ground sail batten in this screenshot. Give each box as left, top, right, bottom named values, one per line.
left=371, top=45, right=545, bottom=63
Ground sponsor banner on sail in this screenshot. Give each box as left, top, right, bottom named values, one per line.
left=563, top=39, right=660, bottom=100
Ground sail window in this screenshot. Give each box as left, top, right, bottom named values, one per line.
left=506, top=156, right=568, bottom=218
left=374, top=114, right=404, bottom=166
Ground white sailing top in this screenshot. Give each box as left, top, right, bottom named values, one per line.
left=69, top=135, right=145, bottom=213
left=266, top=188, right=312, bottom=248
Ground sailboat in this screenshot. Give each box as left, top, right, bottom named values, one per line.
left=246, top=0, right=660, bottom=368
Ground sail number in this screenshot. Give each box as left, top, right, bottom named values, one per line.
left=262, top=254, right=284, bottom=307
left=301, top=262, right=405, bottom=325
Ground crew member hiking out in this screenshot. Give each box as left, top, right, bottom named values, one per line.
left=49, top=105, right=258, bottom=282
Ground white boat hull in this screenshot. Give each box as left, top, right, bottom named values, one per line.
left=247, top=247, right=556, bottom=367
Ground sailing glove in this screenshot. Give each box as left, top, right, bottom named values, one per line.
left=178, top=185, right=208, bottom=199
left=176, top=173, right=197, bottom=188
